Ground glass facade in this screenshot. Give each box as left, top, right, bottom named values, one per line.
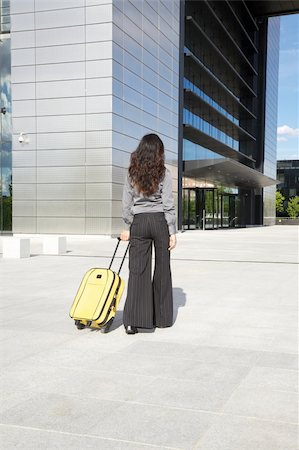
left=0, top=0, right=12, bottom=233
left=183, top=139, right=223, bottom=162
left=263, top=17, right=280, bottom=225
left=181, top=0, right=281, bottom=229
left=277, top=160, right=299, bottom=203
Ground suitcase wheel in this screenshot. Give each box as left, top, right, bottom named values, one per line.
left=101, top=318, right=114, bottom=334
left=75, top=320, right=86, bottom=330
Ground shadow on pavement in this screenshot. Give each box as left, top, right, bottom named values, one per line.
left=173, top=287, right=187, bottom=324
left=87, top=287, right=187, bottom=334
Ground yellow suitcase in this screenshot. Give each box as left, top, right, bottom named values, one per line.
left=70, top=238, right=129, bottom=333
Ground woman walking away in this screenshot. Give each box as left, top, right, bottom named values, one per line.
left=120, top=133, right=177, bottom=334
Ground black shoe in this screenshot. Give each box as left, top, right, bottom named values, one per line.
left=125, top=325, right=138, bottom=335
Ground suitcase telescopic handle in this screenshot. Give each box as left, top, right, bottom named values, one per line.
left=108, top=237, right=130, bottom=274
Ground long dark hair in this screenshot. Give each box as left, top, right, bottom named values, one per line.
left=128, top=133, right=166, bottom=196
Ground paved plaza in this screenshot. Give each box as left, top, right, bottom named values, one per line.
left=0, top=226, right=298, bottom=450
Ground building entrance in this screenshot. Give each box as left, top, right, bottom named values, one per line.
left=183, top=188, right=242, bottom=230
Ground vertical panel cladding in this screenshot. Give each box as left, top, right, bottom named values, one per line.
left=10, top=4, right=37, bottom=234
left=10, top=0, right=180, bottom=235
left=112, top=0, right=180, bottom=232
left=263, top=17, right=280, bottom=226
left=10, top=0, right=114, bottom=235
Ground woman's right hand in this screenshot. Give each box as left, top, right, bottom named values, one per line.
left=120, top=230, right=130, bottom=241
left=168, top=234, right=177, bottom=251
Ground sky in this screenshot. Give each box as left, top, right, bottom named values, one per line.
left=277, top=13, right=299, bottom=160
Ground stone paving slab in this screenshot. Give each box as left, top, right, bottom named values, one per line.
left=0, top=226, right=298, bottom=449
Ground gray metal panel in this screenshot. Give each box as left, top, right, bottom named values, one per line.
left=86, top=23, right=112, bottom=42
left=35, top=26, right=85, bottom=47
left=86, top=148, right=112, bottom=165
left=111, top=199, right=122, bottom=216
left=86, top=0, right=112, bottom=5
left=112, top=131, right=139, bottom=153
left=10, top=0, right=35, bottom=14
left=86, top=113, right=112, bottom=131
left=11, top=48, right=35, bottom=66
left=35, top=8, right=85, bottom=29
left=37, top=132, right=85, bottom=150
left=112, top=182, right=124, bottom=201
left=36, top=44, right=85, bottom=65
left=11, top=65, right=35, bottom=83
left=86, top=4, right=112, bottom=24
left=37, top=218, right=85, bottom=234
left=37, top=183, right=85, bottom=200
left=86, top=183, right=111, bottom=200
left=37, top=115, right=85, bottom=133
left=85, top=217, right=111, bottom=234
left=13, top=167, right=36, bottom=183
left=37, top=201, right=85, bottom=217
left=86, top=166, right=112, bottom=183
left=86, top=78, right=112, bottom=96
left=13, top=183, right=36, bottom=200
left=11, top=31, right=35, bottom=49
left=12, top=117, right=36, bottom=134
left=13, top=217, right=37, bottom=233
left=13, top=200, right=36, bottom=216
left=37, top=167, right=85, bottom=183
left=36, top=98, right=85, bottom=116
left=36, top=62, right=85, bottom=82
left=11, top=83, right=35, bottom=100
left=13, top=150, right=36, bottom=167
left=12, top=100, right=36, bottom=117
left=112, top=148, right=130, bottom=168
left=112, top=165, right=126, bottom=184
left=86, top=200, right=111, bottom=217
left=86, top=96, right=112, bottom=114
left=11, top=13, right=35, bottom=31
left=86, top=41, right=112, bottom=60
left=86, top=130, right=112, bottom=148
left=37, top=149, right=85, bottom=167
left=111, top=217, right=123, bottom=234
left=35, top=0, right=84, bottom=11
left=111, top=114, right=124, bottom=134
left=36, top=80, right=85, bottom=99
left=86, top=60, right=112, bottom=78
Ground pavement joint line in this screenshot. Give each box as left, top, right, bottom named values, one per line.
left=105, top=399, right=299, bottom=426
left=24, top=253, right=299, bottom=264
left=191, top=409, right=299, bottom=450
left=0, top=423, right=184, bottom=450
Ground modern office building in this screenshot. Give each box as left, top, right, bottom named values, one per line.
left=1, top=0, right=299, bottom=235
left=277, top=159, right=299, bottom=201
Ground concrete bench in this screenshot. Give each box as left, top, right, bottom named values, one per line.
left=42, top=236, right=67, bottom=255
left=3, top=237, right=30, bottom=258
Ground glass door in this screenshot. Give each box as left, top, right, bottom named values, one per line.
left=220, top=194, right=238, bottom=228
left=183, top=188, right=218, bottom=230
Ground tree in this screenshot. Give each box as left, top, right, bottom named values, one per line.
left=287, top=196, right=299, bottom=218
left=276, top=191, right=285, bottom=214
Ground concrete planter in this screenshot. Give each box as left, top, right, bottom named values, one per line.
left=276, top=218, right=299, bottom=225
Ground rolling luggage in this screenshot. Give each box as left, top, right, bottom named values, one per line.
left=69, top=238, right=130, bottom=333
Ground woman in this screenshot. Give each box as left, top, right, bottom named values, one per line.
left=120, top=133, right=177, bottom=334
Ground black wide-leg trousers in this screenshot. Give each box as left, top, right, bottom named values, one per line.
left=123, top=212, right=173, bottom=329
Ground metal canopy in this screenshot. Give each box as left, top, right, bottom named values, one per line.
left=247, top=1, right=299, bottom=17
left=184, top=158, right=280, bottom=189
